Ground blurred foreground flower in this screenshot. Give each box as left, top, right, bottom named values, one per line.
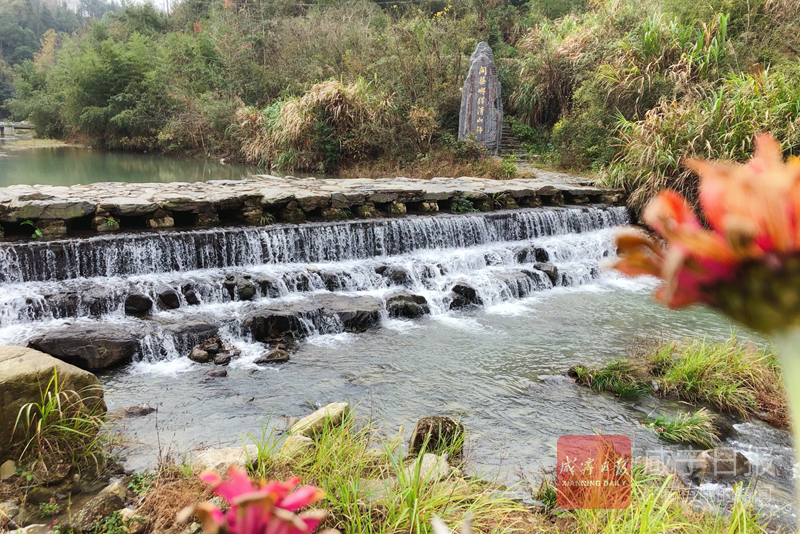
left=178, top=467, right=327, bottom=534
left=611, top=133, right=800, bottom=507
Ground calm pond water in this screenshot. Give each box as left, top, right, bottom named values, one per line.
left=0, top=145, right=257, bottom=186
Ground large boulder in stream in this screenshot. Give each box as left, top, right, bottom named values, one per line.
left=29, top=324, right=142, bottom=370
left=243, top=294, right=382, bottom=342
left=386, top=292, right=430, bottom=319
left=124, top=293, right=153, bottom=315
left=409, top=416, right=465, bottom=456
left=0, top=346, right=106, bottom=463
left=449, top=283, right=482, bottom=310
left=224, top=274, right=257, bottom=301
left=533, top=262, right=559, bottom=284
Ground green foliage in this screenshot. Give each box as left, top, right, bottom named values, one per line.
left=450, top=195, right=478, bottom=213
left=644, top=408, right=720, bottom=448
left=571, top=474, right=768, bottom=534
left=13, top=368, right=108, bottom=474
left=646, top=336, right=784, bottom=423
left=92, top=510, right=125, bottom=534
left=573, top=359, right=651, bottom=398
left=21, top=219, right=42, bottom=239
left=128, top=472, right=156, bottom=496
left=38, top=498, right=61, bottom=517
left=246, top=411, right=524, bottom=534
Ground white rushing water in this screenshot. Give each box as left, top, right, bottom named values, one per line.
left=0, top=206, right=629, bottom=361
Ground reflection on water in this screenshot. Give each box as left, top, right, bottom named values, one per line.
left=0, top=146, right=257, bottom=186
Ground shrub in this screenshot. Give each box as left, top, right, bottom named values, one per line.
left=236, top=79, right=409, bottom=172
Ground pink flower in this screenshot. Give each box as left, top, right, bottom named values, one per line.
left=612, top=134, right=800, bottom=332
left=178, top=467, right=327, bottom=534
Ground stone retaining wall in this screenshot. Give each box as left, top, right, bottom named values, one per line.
left=0, top=174, right=625, bottom=239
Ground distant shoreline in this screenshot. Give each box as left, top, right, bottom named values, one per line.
left=0, top=138, right=86, bottom=151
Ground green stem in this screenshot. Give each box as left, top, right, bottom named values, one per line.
left=772, top=328, right=800, bottom=510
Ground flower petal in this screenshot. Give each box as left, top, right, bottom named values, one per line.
left=279, top=486, right=326, bottom=512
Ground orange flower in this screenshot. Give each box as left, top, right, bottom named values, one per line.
left=612, top=134, right=800, bottom=332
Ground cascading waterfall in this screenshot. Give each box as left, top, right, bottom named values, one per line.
left=0, top=205, right=629, bottom=363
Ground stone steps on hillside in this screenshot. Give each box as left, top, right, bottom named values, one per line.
left=499, top=121, right=527, bottom=160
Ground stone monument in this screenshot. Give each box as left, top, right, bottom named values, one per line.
left=458, top=42, right=503, bottom=154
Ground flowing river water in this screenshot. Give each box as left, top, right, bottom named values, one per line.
left=0, top=158, right=795, bottom=526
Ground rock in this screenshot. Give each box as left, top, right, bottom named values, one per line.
left=378, top=266, right=412, bottom=287
left=280, top=201, right=306, bottom=223
left=205, top=369, right=227, bottom=378
left=515, top=246, right=549, bottom=264
left=224, top=274, right=257, bottom=301
left=690, top=449, right=751, bottom=484
left=295, top=191, right=330, bottom=212
left=69, top=481, right=128, bottom=533
left=189, top=348, right=211, bottom=363
left=458, top=42, right=502, bottom=154
left=1, top=500, right=20, bottom=524
left=183, top=288, right=201, bottom=306
left=711, top=416, right=737, bottom=439
left=355, top=203, right=378, bottom=218
left=360, top=477, right=395, bottom=503
left=119, top=508, right=148, bottom=534
left=449, top=283, right=482, bottom=310
left=199, top=338, right=221, bottom=355
left=255, top=276, right=281, bottom=298
left=192, top=445, right=258, bottom=472
left=157, top=287, right=181, bottom=310
left=387, top=201, right=407, bottom=215
left=386, top=292, right=430, bottom=319
left=213, top=353, right=232, bottom=366
left=124, top=293, right=153, bottom=315
left=0, top=346, right=106, bottom=462
left=534, top=262, right=559, bottom=284
left=28, top=323, right=142, bottom=370
left=418, top=201, right=439, bottom=213
left=290, top=402, right=349, bottom=438
left=254, top=348, right=290, bottom=365
left=408, top=416, right=465, bottom=456
left=0, top=460, right=15, bottom=480
left=633, top=457, right=688, bottom=490
left=107, top=406, right=155, bottom=419
left=279, top=435, right=314, bottom=458
left=9, top=525, right=48, bottom=534
left=244, top=294, right=382, bottom=341
left=321, top=207, right=348, bottom=220
left=404, top=453, right=452, bottom=482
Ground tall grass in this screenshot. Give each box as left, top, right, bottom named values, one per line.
left=574, top=335, right=787, bottom=428
left=570, top=473, right=768, bottom=534
left=646, top=336, right=785, bottom=425
left=244, top=412, right=526, bottom=534
left=12, top=369, right=108, bottom=474
left=602, top=67, right=800, bottom=212
left=644, top=409, right=720, bottom=448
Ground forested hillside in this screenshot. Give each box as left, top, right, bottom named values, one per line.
left=3, top=0, right=799, bottom=208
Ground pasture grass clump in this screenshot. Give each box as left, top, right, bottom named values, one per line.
left=573, top=335, right=787, bottom=428
left=644, top=409, right=720, bottom=448
left=571, top=360, right=650, bottom=399
left=12, top=369, right=110, bottom=477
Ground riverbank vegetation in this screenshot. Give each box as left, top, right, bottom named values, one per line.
left=572, top=335, right=788, bottom=429
left=1, top=0, right=797, bottom=198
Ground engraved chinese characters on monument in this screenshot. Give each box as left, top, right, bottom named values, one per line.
left=458, top=42, right=503, bottom=154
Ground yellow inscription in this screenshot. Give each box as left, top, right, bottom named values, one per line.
left=477, top=117, right=484, bottom=123
left=476, top=126, right=483, bottom=134
left=477, top=87, right=486, bottom=95
left=477, top=96, right=485, bottom=105
left=479, top=76, right=486, bottom=85
left=479, top=66, right=487, bottom=75
left=478, top=106, right=484, bottom=115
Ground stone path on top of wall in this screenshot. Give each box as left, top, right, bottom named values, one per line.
left=0, top=173, right=624, bottom=239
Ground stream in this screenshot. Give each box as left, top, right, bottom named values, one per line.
left=0, top=144, right=795, bottom=527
